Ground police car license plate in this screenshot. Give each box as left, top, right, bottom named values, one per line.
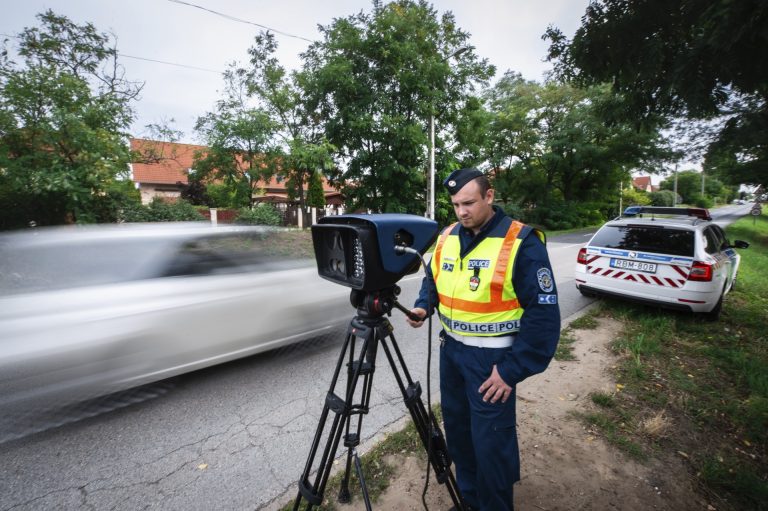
left=609, top=258, right=657, bottom=273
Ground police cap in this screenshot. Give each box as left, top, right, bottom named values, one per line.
left=443, top=168, right=484, bottom=195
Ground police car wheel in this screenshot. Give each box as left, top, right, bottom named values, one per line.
left=704, top=289, right=725, bottom=322
left=578, top=287, right=596, bottom=298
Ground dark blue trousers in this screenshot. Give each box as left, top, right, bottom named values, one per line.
left=440, top=336, right=519, bottom=511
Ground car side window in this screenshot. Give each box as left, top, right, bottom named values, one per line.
left=702, top=228, right=721, bottom=255
left=712, top=225, right=729, bottom=249
left=164, top=240, right=242, bottom=277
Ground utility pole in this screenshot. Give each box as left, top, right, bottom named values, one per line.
left=618, top=180, right=623, bottom=215
left=673, top=163, right=678, bottom=206
left=427, top=47, right=469, bottom=220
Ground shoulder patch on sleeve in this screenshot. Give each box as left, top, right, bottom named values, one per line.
left=537, top=268, right=554, bottom=292
left=538, top=294, right=558, bottom=304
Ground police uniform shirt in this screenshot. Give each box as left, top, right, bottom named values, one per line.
left=415, top=206, right=560, bottom=386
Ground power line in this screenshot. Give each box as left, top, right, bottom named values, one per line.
left=167, top=0, right=316, bottom=43
left=3, top=32, right=222, bottom=75
left=119, top=53, right=221, bottom=74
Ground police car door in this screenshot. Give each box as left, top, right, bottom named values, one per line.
left=710, top=225, right=738, bottom=291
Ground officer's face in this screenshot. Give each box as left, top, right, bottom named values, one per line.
left=451, top=179, right=495, bottom=233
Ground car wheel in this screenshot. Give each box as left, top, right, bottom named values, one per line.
left=578, top=287, right=595, bottom=298
left=705, top=289, right=725, bottom=322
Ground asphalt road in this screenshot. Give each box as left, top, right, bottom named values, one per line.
left=1, top=205, right=750, bottom=510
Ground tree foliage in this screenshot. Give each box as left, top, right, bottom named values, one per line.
left=306, top=170, right=326, bottom=209
left=244, top=33, right=336, bottom=215
left=659, top=170, right=734, bottom=205
left=484, top=73, right=671, bottom=214
left=301, top=0, right=494, bottom=215
left=544, top=0, right=768, bottom=185
left=193, top=68, right=280, bottom=207
left=0, top=10, right=142, bottom=228
left=194, top=33, right=336, bottom=215
left=658, top=170, right=703, bottom=204
left=621, top=187, right=650, bottom=207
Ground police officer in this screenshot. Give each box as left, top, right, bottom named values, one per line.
left=406, top=168, right=560, bottom=511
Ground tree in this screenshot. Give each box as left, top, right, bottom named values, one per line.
left=195, top=34, right=336, bottom=216
left=544, top=0, right=768, bottom=185
left=194, top=68, right=280, bottom=207
left=242, top=33, right=336, bottom=217
left=179, top=178, right=212, bottom=207
left=306, top=170, right=326, bottom=210
left=660, top=170, right=733, bottom=205
left=0, top=10, right=142, bottom=228
left=484, top=74, right=671, bottom=212
left=659, top=170, right=702, bottom=204
left=301, top=0, right=494, bottom=215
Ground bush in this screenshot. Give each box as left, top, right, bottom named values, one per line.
left=649, top=190, right=677, bottom=207
left=206, top=182, right=251, bottom=209
left=236, top=204, right=282, bottom=226
left=521, top=201, right=607, bottom=231
left=89, top=181, right=143, bottom=223
left=622, top=188, right=651, bottom=207
left=502, top=203, right=524, bottom=221
left=122, top=198, right=206, bottom=222
left=691, top=194, right=714, bottom=209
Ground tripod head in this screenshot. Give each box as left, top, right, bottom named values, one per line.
left=349, top=286, right=420, bottom=321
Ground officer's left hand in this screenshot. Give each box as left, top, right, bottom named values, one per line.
left=479, top=365, right=513, bottom=403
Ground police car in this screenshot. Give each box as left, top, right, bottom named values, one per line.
left=575, top=207, right=750, bottom=320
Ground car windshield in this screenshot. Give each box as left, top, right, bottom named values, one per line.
left=590, top=225, right=694, bottom=257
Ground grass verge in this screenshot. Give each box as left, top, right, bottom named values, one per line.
left=554, top=328, right=578, bottom=361
left=556, top=310, right=599, bottom=361
left=581, top=211, right=768, bottom=510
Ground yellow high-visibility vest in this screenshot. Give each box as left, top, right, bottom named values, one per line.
left=430, top=219, right=534, bottom=337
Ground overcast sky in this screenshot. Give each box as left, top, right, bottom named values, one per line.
left=2, top=0, right=592, bottom=143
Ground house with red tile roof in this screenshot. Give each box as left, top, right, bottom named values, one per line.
left=632, top=175, right=655, bottom=193
left=129, top=138, right=343, bottom=211
left=130, top=138, right=201, bottom=204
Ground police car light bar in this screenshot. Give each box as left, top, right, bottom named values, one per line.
left=311, top=213, right=438, bottom=291
left=622, top=206, right=712, bottom=221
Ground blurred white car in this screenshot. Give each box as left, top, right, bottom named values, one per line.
left=575, top=207, right=749, bottom=320
left=0, top=223, right=352, bottom=424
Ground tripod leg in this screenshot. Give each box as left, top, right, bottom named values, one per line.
left=293, top=318, right=379, bottom=510
left=339, top=323, right=378, bottom=503
left=352, top=448, right=373, bottom=511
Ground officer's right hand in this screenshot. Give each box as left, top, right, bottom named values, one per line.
left=406, top=307, right=427, bottom=328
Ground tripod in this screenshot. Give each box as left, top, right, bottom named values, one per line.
left=292, top=286, right=465, bottom=511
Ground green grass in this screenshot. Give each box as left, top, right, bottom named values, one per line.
left=579, top=411, right=646, bottom=461
left=569, top=313, right=599, bottom=330
left=582, top=211, right=768, bottom=510
left=591, top=391, right=616, bottom=408
left=555, top=311, right=602, bottom=362
left=555, top=328, right=578, bottom=361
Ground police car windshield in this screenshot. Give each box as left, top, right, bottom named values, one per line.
left=590, top=225, right=694, bottom=257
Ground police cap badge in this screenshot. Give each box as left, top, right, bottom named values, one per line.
left=443, top=168, right=484, bottom=195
